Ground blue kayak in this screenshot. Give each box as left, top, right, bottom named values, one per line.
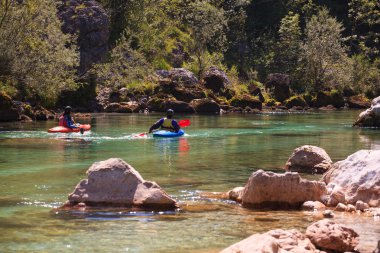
left=153, top=129, right=185, bottom=138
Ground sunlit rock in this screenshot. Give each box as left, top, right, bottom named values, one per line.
left=227, top=187, right=244, bottom=202
left=323, top=150, right=380, bottom=207
left=306, top=220, right=359, bottom=252
left=220, top=229, right=318, bottom=253
left=63, top=158, right=177, bottom=209
left=353, top=96, right=380, bottom=127
left=335, top=203, right=347, bottom=212
left=301, top=201, right=326, bottom=211
left=190, top=98, right=220, bottom=114
left=356, top=200, right=370, bottom=211
left=285, top=145, right=332, bottom=174
left=241, top=170, right=327, bottom=209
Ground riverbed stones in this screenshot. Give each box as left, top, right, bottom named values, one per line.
left=306, top=220, right=359, bottom=252
left=241, top=170, right=327, bottom=209
left=227, top=187, right=244, bottom=202
left=220, top=229, right=318, bottom=253
left=323, top=150, right=380, bottom=207
left=65, top=158, right=177, bottom=209
left=301, top=201, right=326, bottom=211
left=285, top=145, right=332, bottom=174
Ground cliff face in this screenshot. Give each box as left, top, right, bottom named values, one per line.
left=57, top=0, right=110, bottom=74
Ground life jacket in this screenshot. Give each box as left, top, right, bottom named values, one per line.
left=59, top=115, right=68, bottom=127
left=161, top=118, right=174, bottom=130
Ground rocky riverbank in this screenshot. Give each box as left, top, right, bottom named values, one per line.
left=1, top=84, right=378, bottom=127
left=56, top=145, right=380, bottom=252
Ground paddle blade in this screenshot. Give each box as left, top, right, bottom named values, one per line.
left=178, top=119, right=190, bottom=127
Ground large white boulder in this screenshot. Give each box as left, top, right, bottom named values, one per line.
left=323, top=150, right=380, bottom=207
left=241, top=170, right=327, bottom=209
left=66, top=158, right=177, bottom=209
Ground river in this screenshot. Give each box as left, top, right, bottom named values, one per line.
left=0, top=111, right=379, bottom=252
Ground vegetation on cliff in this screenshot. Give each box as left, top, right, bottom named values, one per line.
left=0, top=0, right=379, bottom=108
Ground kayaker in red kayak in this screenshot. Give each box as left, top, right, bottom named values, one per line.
left=149, top=109, right=181, bottom=133
left=59, top=106, right=84, bottom=134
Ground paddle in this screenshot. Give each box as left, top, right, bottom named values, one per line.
left=135, top=119, right=191, bottom=137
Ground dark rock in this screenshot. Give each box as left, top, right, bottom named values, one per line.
left=248, top=83, right=265, bottom=102
left=57, top=0, right=110, bottom=74
left=0, top=92, right=19, bottom=122
left=147, top=97, right=166, bottom=112
left=163, top=100, right=195, bottom=113
left=285, top=96, right=307, bottom=109
left=201, top=66, right=230, bottom=93
left=105, top=103, right=133, bottom=113
left=230, top=95, right=262, bottom=110
left=34, top=105, right=54, bottom=121
left=19, top=115, right=33, bottom=122
left=347, top=95, right=371, bottom=109
left=313, top=90, right=344, bottom=108
left=265, top=73, right=291, bottom=102
left=190, top=98, right=220, bottom=114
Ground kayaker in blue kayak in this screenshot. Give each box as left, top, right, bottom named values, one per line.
left=149, top=109, right=181, bottom=133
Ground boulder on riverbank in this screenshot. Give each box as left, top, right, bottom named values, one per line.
left=220, top=229, right=318, bottom=253
left=353, top=96, right=380, bottom=127
left=201, top=66, right=231, bottom=93
left=221, top=220, right=359, bottom=253
left=323, top=150, right=380, bottom=207
left=0, top=92, right=20, bottom=122
left=190, top=98, right=220, bottom=114
left=306, top=220, right=359, bottom=252
left=239, top=170, right=327, bottom=209
left=285, top=145, right=333, bottom=174
left=61, top=158, right=177, bottom=210
left=265, top=73, right=291, bottom=102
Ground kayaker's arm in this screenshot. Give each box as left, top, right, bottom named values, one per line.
left=149, top=118, right=164, bottom=133
left=172, top=120, right=180, bottom=133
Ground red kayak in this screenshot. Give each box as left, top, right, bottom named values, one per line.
left=48, top=124, right=91, bottom=133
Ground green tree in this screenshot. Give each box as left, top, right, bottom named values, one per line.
left=273, top=12, right=302, bottom=78
left=0, top=0, right=78, bottom=106
left=94, top=36, right=152, bottom=89
left=348, top=0, right=380, bottom=59
left=300, top=8, right=352, bottom=92
left=185, top=1, right=227, bottom=77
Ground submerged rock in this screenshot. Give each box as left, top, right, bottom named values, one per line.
left=220, top=229, right=318, bottom=253
left=323, top=150, right=380, bottom=207
left=241, top=170, right=327, bottom=209
left=285, top=145, right=332, bottom=174
left=63, top=158, right=177, bottom=209
left=306, top=220, right=359, bottom=252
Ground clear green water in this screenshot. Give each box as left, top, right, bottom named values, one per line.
left=0, top=111, right=379, bottom=252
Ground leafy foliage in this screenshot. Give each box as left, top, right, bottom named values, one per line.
left=0, top=0, right=78, bottom=106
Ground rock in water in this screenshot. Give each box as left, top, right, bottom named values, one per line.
left=323, top=150, right=380, bottom=207
left=220, top=229, right=318, bottom=253
left=65, top=158, right=177, bottom=209
left=241, top=170, right=327, bottom=209
left=285, top=145, right=332, bottom=174
left=353, top=96, right=380, bottom=127
left=306, top=220, right=359, bottom=252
